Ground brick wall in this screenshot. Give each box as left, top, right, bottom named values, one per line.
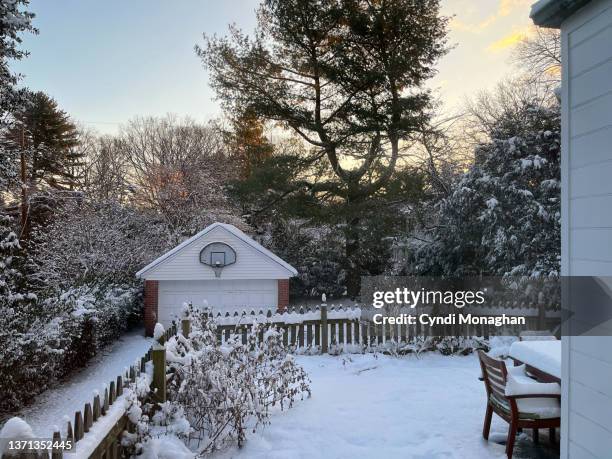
left=144, top=280, right=159, bottom=337
left=277, top=279, right=289, bottom=312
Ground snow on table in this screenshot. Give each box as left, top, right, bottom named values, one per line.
left=215, top=354, right=509, bottom=459
left=17, top=329, right=153, bottom=439
left=508, top=340, right=562, bottom=379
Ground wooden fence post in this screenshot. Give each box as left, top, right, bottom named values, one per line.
left=74, top=411, right=84, bottom=441
left=66, top=421, right=74, bottom=445
left=84, top=403, right=93, bottom=433
left=321, top=299, right=328, bottom=354
left=93, top=394, right=101, bottom=422
left=51, top=430, right=63, bottom=459
left=109, top=381, right=116, bottom=404
left=151, top=343, right=167, bottom=404
left=181, top=318, right=191, bottom=338
left=537, top=301, right=546, bottom=330
left=102, top=388, right=109, bottom=415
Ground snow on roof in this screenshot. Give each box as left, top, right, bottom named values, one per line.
left=136, top=222, right=298, bottom=278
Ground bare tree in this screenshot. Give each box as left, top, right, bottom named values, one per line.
left=117, top=115, right=244, bottom=235
left=456, top=25, right=561, bottom=155
left=462, top=78, right=557, bottom=148
left=84, top=135, right=130, bottom=201
left=409, top=114, right=471, bottom=199
left=512, top=26, right=561, bottom=89
left=70, top=128, right=131, bottom=202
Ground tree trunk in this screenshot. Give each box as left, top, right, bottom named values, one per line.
left=344, top=215, right=361, bottom=299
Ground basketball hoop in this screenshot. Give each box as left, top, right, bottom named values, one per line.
left=213, top=261, right=223, bottom=278
left=200, top=242, right=237, bottom=278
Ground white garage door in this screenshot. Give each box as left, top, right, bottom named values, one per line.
left=158, top=279, right=278, bottom=327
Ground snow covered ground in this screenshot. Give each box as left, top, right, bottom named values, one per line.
left=215, top=353, right=558, bottom=459
left=11, top=334, right=558, bottom=459
left=16, top=329, right=152, bottom=439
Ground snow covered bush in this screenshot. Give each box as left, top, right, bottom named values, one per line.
left=412, top=104, right=560, bottom=279
left=0, top=213, right=59, bottom=413
left=29, top=199, right=169, bottom=291
left=42, top=285, right=141, bottom=370
left=0, top=215, right=35, bottom=406
left=362, top=335, right=488, bottom=357
left=120, top=372, right=193, bottom=458
left=163, top=306, right=311, bottom=453
left=486, top=336, right=518, bottom=358
left=0, top=209, right=146, bottom=414
left=434, top=336, right=488, bottom=356
left=0, top=417, right=37, bottom=457
left=0, top=246, right=140, bottom=414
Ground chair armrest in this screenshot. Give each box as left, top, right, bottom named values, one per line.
left=506, top=394, right=561, bottom=400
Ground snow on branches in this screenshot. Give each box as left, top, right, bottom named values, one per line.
left=162, top=305, right=311, bottom=454
left=0, top=0, right=37, bottom=194
left=414, top=104, right=560, bottom=279
left=30, top=199, right=169, bottom=291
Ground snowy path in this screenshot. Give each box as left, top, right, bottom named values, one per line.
left=17, top=329, right=153, bottom=438
left=216, top=354, right=557, bottom=459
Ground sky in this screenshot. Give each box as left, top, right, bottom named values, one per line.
left=12, top=0, right=536, bottom=134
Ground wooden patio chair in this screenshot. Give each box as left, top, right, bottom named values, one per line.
left=477, top=350, right=561, bottom=458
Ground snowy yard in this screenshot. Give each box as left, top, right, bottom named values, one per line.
left=10, top=335, right=558, bottom=459
left=16, top=329, right=152, bottom=438
left=215, top=353, right=558, bottom=459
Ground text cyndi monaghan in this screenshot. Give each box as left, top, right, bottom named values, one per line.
left=373, top=313, right=525, bottom=327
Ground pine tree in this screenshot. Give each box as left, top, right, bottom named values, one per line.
left=0, top=0, right=36, bottom=106
left=0, top=0, right=36, bottom=318
left=0, top=0, right=37, bottom=199
left=0, top=214, right=25, bottom=304
left=0, top=213, right=39, bottom=412
left=12, top=91, right=81, bottom=190
left=228, top=108, right=274, bottom=180
left=200, top=0, right=448, bottom=296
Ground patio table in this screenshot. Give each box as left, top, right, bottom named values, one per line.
left=509, top=340, right=562, bottom=384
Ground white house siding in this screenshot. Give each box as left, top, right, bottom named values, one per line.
left=157, top=279, right=278, bottom=327
left=562, top=1, right=612, bottom=457
left=143, top=225, right=291, bottom=280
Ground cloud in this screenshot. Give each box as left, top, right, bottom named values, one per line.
left=487, top=29, right=528, bottom=52
left=499, top=0, right=532, bottom=16
left=451, top=16, right=496, bottom=33
left=450, top=0, right=532, bottom=33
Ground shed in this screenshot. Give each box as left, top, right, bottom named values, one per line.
left=136, top=222, right=297, bottom=335
left=531, top=1, right=612, bottom=457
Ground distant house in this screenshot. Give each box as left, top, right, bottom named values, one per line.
left=136, top=222, right=297, bottom=335
left=531, top=1, right=612, bottom=457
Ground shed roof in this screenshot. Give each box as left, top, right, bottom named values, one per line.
left=530, top=0, right=592, bottom=27
left=136, top=222, right=298, bottom=278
